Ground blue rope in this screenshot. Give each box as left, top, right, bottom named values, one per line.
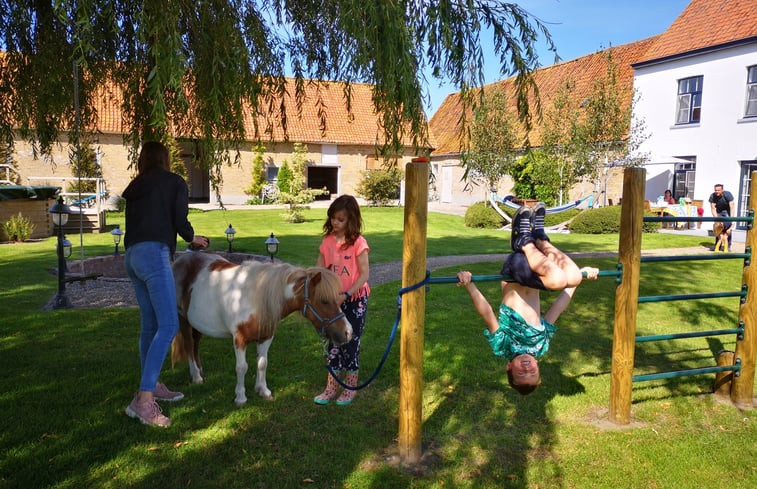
left=326, top=271, right=431, bottom=390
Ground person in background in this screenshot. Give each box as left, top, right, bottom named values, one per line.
left=709, top=184, right=735, bottom=249
left=314, top=195, right=370, bottom=406
left=664, top=189, right=676, bottom=204
left=123, top=141, right=209, bottom=427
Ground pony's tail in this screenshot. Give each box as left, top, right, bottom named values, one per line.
left=171, top=327, right=188, bottom=367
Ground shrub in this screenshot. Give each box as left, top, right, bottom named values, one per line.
left=464, top=201, right=505, bottom=228
left=356, top=169, right=402, bottom=206
left=568, top=205, right=659, bottom=234
left=276, top=161, right=292, bottom=195
left=244, top=142, right=267, bottom=200
left=3, top=212, right=34, bottom=242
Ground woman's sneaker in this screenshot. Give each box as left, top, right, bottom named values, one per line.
left=154, top=382, right=184, bottom=402
left=511, top=206, right=534, bottom=252
left=125, top=396, right=172, bottom=428
left=531, top=202, right=550, bottom=242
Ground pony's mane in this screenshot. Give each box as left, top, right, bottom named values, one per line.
left=244, top=262, right=341, bottom=337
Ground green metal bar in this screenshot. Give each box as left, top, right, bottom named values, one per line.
left=635, top=327, right=744, bottom=343
left=638, top=289, right=746, bottom=303
left=643, top=216, right=752, bottom=223
left=427, top=268, right=622, bottom=285
left=641, top=253, right=750, bottom=262
left=632, top=364, right=741, bottom=382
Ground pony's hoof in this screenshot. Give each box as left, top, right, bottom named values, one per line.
left=234, top=398, right=248, bottom=407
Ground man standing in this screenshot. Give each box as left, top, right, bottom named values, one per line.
left=709, top=184, right=736, bottom=249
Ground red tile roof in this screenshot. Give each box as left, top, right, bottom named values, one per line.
left=637, top=0, right=757, bottom=64
left=91, top=77, right=433, bottom=149
left=429, top=37, right=659, bottom=155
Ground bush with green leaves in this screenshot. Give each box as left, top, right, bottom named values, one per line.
left=464, top=201, right=505, bottom=228
left=568, top=205, right=659, bottom=234
left=356, top=169, right=402, bottom=206
left=244, top=142, right=267, bottom=201
left=3, top=212, right=34, bottom=242
left=276, top=161, right=292, bottom=195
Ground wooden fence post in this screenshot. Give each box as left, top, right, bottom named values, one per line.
left=731, top=171, right=757, bottom=408
left=610, top=167, right=645, bottom=424
left=398, top=157, right=429, bottom=465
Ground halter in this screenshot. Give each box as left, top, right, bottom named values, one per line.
left=301, top=274, right=346, bottom=336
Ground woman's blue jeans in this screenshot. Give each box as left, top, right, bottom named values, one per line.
left=124, top=242, right=178, bottom=393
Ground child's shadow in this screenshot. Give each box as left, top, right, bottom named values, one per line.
left=415, top=361, right=585, bottom=487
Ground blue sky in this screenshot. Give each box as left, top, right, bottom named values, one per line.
left=423, top=0, right=692, bottom=115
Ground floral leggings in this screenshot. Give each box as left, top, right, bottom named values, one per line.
left=323, top=295, right=368, bottom=372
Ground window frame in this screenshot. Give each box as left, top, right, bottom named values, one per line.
left=675, top=75, right=703, bottom=125
left=746, top=66, right=757, bottom=118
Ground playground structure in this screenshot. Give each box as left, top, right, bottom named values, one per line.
left=609, top=167, right=756, bottom=423
left=398, top=162, right=756, bottom=466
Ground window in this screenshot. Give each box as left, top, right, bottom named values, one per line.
left=673, top=158, right=696, bottom=199
left=738, top=161, right=757, bottom=229
left=746, top=66, right=757, bottom=117
left=266, top=166, right=279, bottom=182
left=675, top=76, right=703, bottom=124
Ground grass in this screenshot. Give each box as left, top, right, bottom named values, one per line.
left=1, top=207, right=755, bottom=488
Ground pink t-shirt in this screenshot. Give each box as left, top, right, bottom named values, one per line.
left=319, top=234, right=370, bottom=298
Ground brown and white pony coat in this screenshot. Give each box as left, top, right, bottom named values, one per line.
left=171, top=252, right=353, bottom=405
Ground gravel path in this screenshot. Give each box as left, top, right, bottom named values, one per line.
left=56, top=245, right=732, bottom=310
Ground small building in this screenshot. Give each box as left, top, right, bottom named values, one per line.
left=7, top=79, right=434, bottom=206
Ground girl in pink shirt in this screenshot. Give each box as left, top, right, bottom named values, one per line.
left=314, top=195, right=370, bottom=406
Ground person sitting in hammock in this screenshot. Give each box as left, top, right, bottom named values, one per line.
left=457, top=203, right=599, bottom=395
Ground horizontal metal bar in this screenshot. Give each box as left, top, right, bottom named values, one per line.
left=638, top=290, right=745, bottom=303
left=427, top=269, right=622, bottom=285
left=643, top=216, right=752, bottom=223
left=641, top=253, right=750, bottom=262
left=635, top=328, right=744, bottom=343
left=633, top=364, right=740, bottom=382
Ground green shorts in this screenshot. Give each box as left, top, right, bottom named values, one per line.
left=483, top=304, right=557, bottom=360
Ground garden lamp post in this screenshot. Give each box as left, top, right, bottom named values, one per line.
left=111, top=225, right=124, bottom=256
left=225, top=224, right=236, bottom=253
left=265, top=232, right=279, bottom=262
left=50, top=196, right=72, bottom=309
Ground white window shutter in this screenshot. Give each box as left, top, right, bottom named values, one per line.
left=676, top=94, right=691, bottom=124
left=746, top=85, right=757, bottom=117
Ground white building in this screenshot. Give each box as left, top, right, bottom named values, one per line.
left=632, top=0, right=757, bottom=225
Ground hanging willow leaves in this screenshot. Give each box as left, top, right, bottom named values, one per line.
left=0, top=0, right=554, bottom=182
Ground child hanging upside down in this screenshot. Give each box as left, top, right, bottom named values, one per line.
left=457, top=203, right=599, bottom=395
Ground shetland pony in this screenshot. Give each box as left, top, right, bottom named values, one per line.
left=171, top=252, right=353, bottom=406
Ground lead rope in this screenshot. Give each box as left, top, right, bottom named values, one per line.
left=326, top=271, right=431, bottom=391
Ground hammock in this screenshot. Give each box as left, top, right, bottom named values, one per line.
left=490, top=192, right=594, bottom=214
left=489, top=192, right=594, bottom=230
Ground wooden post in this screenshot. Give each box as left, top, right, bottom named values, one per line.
left=398, top=157, right=429, bottom=465
left=609, top=167, right=645, bottom=424
left=713, top=350, right=735, bottom=398
left=731, top=171, right=757, bottom=408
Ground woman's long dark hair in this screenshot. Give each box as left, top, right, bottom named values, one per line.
left=323, top=195, right=363, bottom=249
left=137, top=141, right=170, bottom=176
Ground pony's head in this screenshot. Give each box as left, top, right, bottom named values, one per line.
left=298, top=267, right=353, bottom=345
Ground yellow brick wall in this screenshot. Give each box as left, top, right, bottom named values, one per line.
left=12, top=134, right=419, bottom=205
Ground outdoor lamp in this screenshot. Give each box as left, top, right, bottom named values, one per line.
left=265, top=232, right=279, bottom=262
left=111, top=225, right=124, bottom=256
left=225, top=224, right=236, bottom=253
left=61, top=235, right=73, bottom=259
left=49, top=196, right=72, bottom=309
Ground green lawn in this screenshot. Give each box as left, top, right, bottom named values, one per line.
left=0, top=207, right=754, bottom=489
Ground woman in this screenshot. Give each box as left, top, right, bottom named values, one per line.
left=123, top=141, right=209, bottom=427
